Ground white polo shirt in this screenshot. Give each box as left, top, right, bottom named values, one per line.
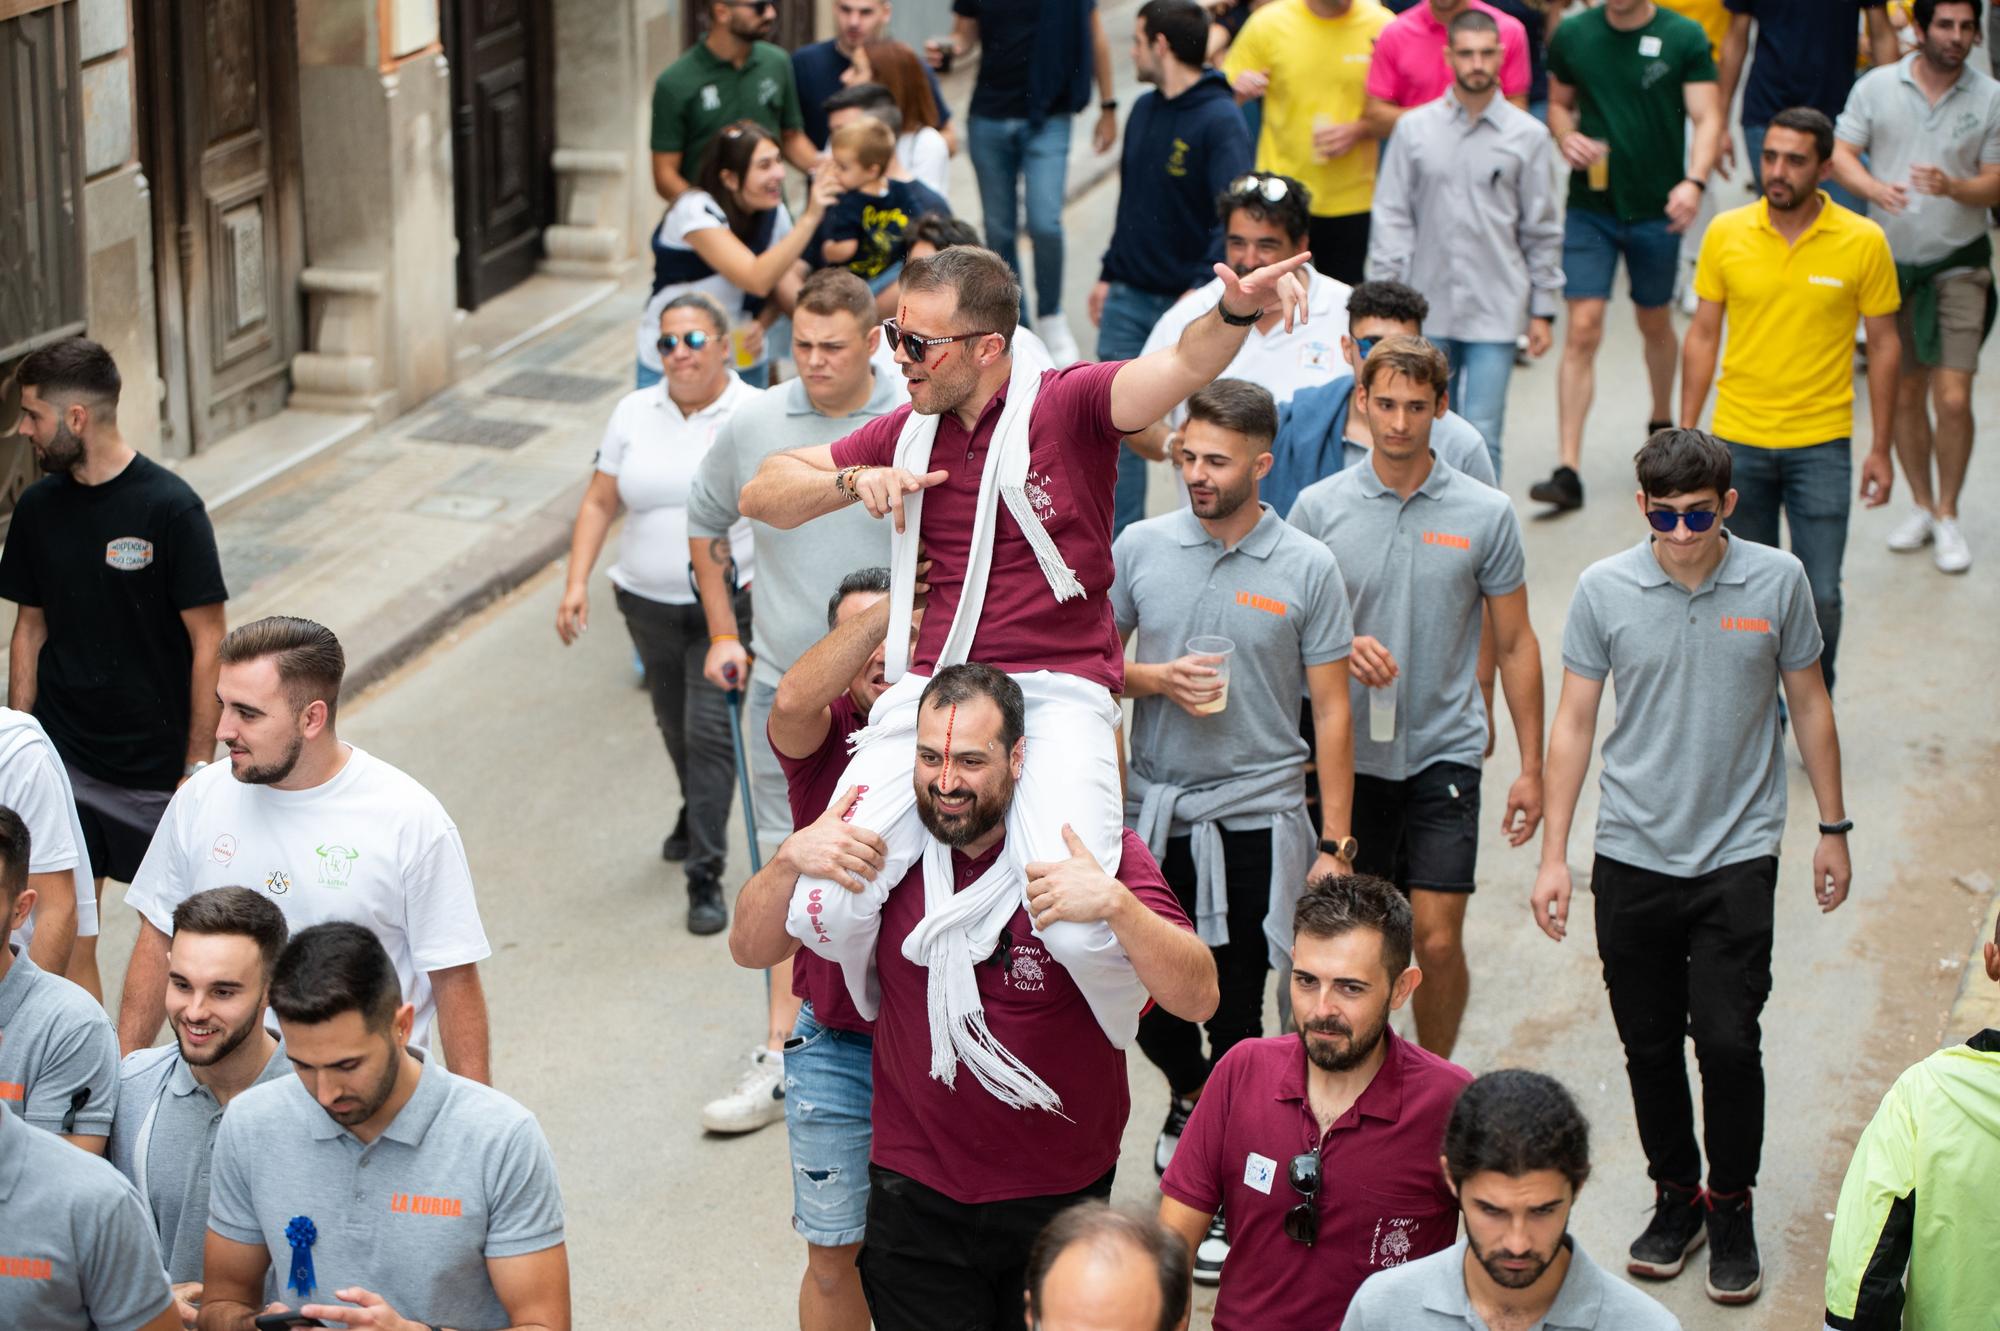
left=1138, top=268, right=1354, bottom=426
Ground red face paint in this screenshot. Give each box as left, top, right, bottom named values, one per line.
left=940, top=703, right=957, bottom=797
left=933, top=350, right=951, bottom=369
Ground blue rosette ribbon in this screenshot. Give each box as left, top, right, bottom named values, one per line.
left=284, top=1215, right=318, bottom=1298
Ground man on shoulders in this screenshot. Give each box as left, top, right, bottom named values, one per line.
left=652, top=0, right=818, bottom=203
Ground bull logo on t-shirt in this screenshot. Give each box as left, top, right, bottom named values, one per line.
left=1370, top=1216, right=1420, bottom=1267
left=316, top=844, right=359, bottom=889
left=105, top=537, right=154, bottom=571
left=1009, top=949, right=1046, bottom=991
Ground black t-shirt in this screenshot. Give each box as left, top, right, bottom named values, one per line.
left=0, top=454, right=228, bottom=791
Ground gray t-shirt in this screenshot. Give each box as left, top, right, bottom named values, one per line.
left=1342, top=1235, right=1682, bottom=1330
left=686, top=372, right=901, bottom=684
left=106, top=1040, right=293, bottom=1285
left=1560, top=536, right=1822, bottom=877
left=1835, top=55, right=2000, bottom=265
left=0, top=1099, right=175, bottom=1331
left=1112, top=505, right=1352, bottom=796
left=208, top=1051, right=564, bottom=1329
left=0, top=946, right=117, bottom=1139
left=1289, top=456, right=1526, bottom=780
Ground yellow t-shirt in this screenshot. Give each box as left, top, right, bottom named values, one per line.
left=1694, top=195, right=1901, bottom=448
left=1221, top=0, right=1394, bottom=217
left=1656, top=0, right=1729, bottom=61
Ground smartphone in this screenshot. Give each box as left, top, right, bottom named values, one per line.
left=254, top=1316, right=327, bottom=1330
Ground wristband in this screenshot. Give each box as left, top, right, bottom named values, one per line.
left=1682, top=176, right=1707, bottom=192
left=1100, top=99, right=1119, bottom=112
left=1818, top=818, right=1853, bottom=835
left=1217, top=299, right=1262, bottom=327
left=710, top=633, right=740, bottom=643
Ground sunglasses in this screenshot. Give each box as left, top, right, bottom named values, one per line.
left=1227, top=174, right=1293, bottom=204
left=725, top=0, right=778, bottom=11
left=1353, top=335, right=1380, bottom=361
left=882, top=318, right=994, bottom=365
left=657, top=330, right=714, bottom=356
left=1284, top=1151, right=1320, bottom=1246
left=1645, top=508, right=1720, bottom=533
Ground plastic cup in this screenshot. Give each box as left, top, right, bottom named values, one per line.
left=1186, top=635, right=1235, bottom=715
left=1313, top=113, right=1335, bottom=161
left=731, top=325, right=757, bottom=370
left=1586, top=147, right=1610, bottom=193
left=1369, top=675, right=1397, bottom=743
left=928, top=35, right=956, bottom=73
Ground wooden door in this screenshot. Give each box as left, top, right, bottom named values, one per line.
left=151, top=0, right=305, bottom=451
left=444, top=0, right=554, bottom=311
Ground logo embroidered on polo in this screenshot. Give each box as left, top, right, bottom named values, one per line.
left=1236, top=591, right=1289, bottom=616
left=1422, top=531, right=1471, bottom=550
left=1369, top=1216, right=1422, bottom=1267
left=390, top=1193, right=464, bottom=1218
left=105, top=537, right=154, bottom=570
left=0, top=1255, right=53, bottom=1280
left=1720, top=616, right=1771, bottom=633
left=1809, top=275, right=1845, bottom=289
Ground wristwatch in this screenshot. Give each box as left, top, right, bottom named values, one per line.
left=1818, top=818, right=1854, bottom=836
left=1101, top=99, right=1119, bottom=112
left=1320, top=836, right=1359, bottom=863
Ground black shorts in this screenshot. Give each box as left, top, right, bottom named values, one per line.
left=1307, top=211, right=1371, bottom=286
left=1351, top=761, right=1481, bottom=894
left=64, top=761, right=172, bottom=884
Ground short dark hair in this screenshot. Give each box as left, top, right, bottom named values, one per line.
left=826, top=565, right=892, bottom=628
left=0, top=806, right=29, bottom=908
left=909, top=212, right=983, bottom=253
left=1219, top=173, right=1312, bottom=243
left=17, top=336, right=122, bottom=411
left=1444, top=1070, right=1593, bottom=1193
left=662, top=290, right=731, bottom=337
left=1293, top=874, right=1414, bottom=976
left=1449, top=8, right=1501, bottom=41
left=1024, top=1202, right=1191, bottom=1331
left=1139, top=0, right=1211, bottom=68
left=797, top=267, right=879, bottom=328
left=269, top=922, right=402, bottom=1032
left=1358, top=334, right=1450, bottom=402
left=171, top=886, right=291, bottom=979
left=919, top=663, right=1025, bottom=753
left=1347, top=281, right=1429, bottom=330
left=823, top=81, right=904, bottom=136
left=219, top=616, right=347, bottom=722
left=1185, top=378, right=1278, bottom=447
left=1635, top=427, right=1732, bottom=498
left=1766, top=106, right=1836, bottom=164
left=900, top=247, right=1020, bottom=351
left=1913, top=0, right=1983, bottom=35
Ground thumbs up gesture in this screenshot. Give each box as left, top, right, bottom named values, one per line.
left=1024, top=824, right=1129, bottom=931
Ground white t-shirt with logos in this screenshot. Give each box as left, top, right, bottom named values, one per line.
left=125, top=747, right=491, bottom=1047
left=1139, top=269, right=1354, bottom=424
left=0, top=707, right=98, bottom=954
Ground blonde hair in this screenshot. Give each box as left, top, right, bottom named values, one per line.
left=830, top=117, right=895, bottom=174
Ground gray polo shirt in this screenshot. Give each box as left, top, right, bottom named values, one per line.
left=1560, top=536, right=1821, bottom=878
left=0, top=1099, right=174, bottom=1331
left=1342, top=1235, right=1682, bottom=1330
left=1836, top=54, right=2000, bottom=265
left=208, top=1050, right=564, bottom=1329
left=1289, top=456, right=1525, bottom=781
left=1112, top=505, right=1353, bottom=796
left=0, top=945, right=117, bottom=1139
left=107, top=1040, right=292, bottom=1284
left=686, top=371, right=900, bottom=684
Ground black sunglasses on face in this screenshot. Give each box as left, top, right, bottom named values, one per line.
left=1646, top=508, right=1719, bottom=533
left=657, top=330, right=713, bottom=356
left=726, top=0, right=778, bottom=11
left=1284, top=1151, right=1320, bottom=1246
left=882, top=318, right=994, bottom=365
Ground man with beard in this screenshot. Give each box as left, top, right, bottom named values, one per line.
left=1833, top=0, right=2000, bottom=575
left=1111, top=379, right=1355, bottom=1281
left=0, top=337, right=227, bottom=1002
left=196, top=924, right=567, bottom=1331
left=1343, top=1070, right=1680, bottom=1330
left=1680, top=106, right=1901, bottom=694
left=1158, top=874, right=1469, bottom=1328
left=109, top=888, right=291, bottom=1323
left=118, top=618, right=493, bottom=1083
left=651, top=0, right=818, bottom=204
left=743, top=662, right=1215, bottom=1330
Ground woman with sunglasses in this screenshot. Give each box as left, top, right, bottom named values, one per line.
left=566, top=291, right=760, bottom=937
left=637, top=121, right=841, bottom=390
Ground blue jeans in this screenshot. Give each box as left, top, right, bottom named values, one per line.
left=783, top=1002, right=875, bottom=1247
left=1744, top=124, right=1863, bottom=214
left=1722, top=438, right=1850, bottom=693
left=1096, top=282, right=1182, bottom=535
left=967, top=113, right=1072, bottom=319
left=1434, top=337, right=1517, bottom=481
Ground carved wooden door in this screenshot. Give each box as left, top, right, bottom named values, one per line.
left=444, top=0, right=553, bottom=310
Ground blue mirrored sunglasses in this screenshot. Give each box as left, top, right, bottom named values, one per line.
left=657, top=330, right=712, bottom=355
left=1645, top=508, right=1719, bottom=533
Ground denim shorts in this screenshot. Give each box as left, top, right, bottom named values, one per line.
left=784, top=1002, right=875, bottom=1247
left=1562, top=207, right=1680, bottom=309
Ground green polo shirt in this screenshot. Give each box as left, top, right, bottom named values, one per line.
left=651, top=39, right=803, bottom=167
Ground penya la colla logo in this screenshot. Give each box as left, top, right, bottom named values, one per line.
left=315, top=844, right=359, bottom=889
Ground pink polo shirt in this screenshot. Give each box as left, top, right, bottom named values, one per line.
left=870, top=829, right=1190, bottom=1204
left=1365, top=0, right=1531, bottom=108
left=828, top=360, right=1128, bottom=693
left=1160, top=1029, right=1472, bottom=1330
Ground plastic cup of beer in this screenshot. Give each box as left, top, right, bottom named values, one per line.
left=1586, top=146, right=1610, bottom=192
left=731, top=324, right=757, bottom=370
left=1369, top=675, right=1398, bottom=743
left=1313, top=113, right=1335, bottom=161
left=1186, top=635, right=1235, bottom=715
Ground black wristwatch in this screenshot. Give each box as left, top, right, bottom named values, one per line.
left=1101, top=98, right=1119, bottom=111
left=1683, top=176, right=1708, bottom=192
left=1819, top=818, right=1854, bottom=836
left=1217, top=299, right=1263, bottom=327
left=1321, top=836, right=1359, bottom=863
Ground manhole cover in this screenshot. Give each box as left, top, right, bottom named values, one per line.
left=486, top=369, right=620, bottom=404
left=405, top=413, right=546, bottom=449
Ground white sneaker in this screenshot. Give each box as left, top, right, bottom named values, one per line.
left=1038, top=315, right=1081, bottom=367
left=1933, top=517, right=1972, bottom=573
left=701, top=1046, right=785, bottom=1134
left=1192, top=1211, right=1229, bottom=1286
left=1886, top=507, right=1935, bottom=552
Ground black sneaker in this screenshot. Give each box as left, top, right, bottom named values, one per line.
left=661, top=807, right=690, bottom=862
left=1704, top=1188, right=1763, bottom=1304
left=1529, top=465, right=1585, bottom=512
left=1192, top=1210, right=1228, bottom=1286
left=1154, top=1094, right=1196, bottom=1176
left=1628, top=1181, right=1706, bottom=1279
left=1646, top=418, right=1674, bottom=439
left=687, top=873, right=727, bottom=935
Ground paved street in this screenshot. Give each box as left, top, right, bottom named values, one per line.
left=86, top=159, right=2000, bottom=1328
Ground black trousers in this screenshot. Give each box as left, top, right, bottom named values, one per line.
left=1135, top=828, right=1273, bottom=1095
left=859, top=1164, right=1116, bottom=1331
left=1591, top=853, right=1778, bottom=1194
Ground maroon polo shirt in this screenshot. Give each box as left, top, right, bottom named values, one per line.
left=871, top=828, right=1189, bottom=1204
left=1160, top=1029, right=1472, bottom=1330
left=827, top=360, right=1128, bottom=693
left=774, top=693, right=873, bottom=1035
